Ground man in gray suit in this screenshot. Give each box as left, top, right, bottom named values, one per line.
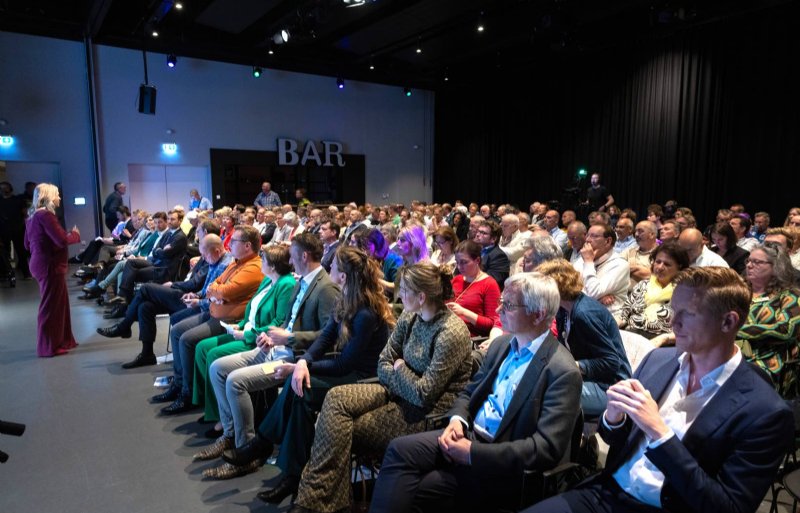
left=206, top=232, right=341, bottom=459
left=371, top=272, right=582, bottom=513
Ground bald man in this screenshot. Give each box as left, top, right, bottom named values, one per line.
left=624, top=221, right=659, bottom=288
left=678, top=228, right=728, bottom=268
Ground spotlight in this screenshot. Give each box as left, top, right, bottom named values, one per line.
left=415, top=47, right=422, bottom=54
left=369, top=64, right=375, bottom=70
left=404, top=87, right=412, bottom=97
left=577, top=168, right=587, bottom=178
left=336, top=77, right=345, bottom=89
left=253, top=66, right=262, bottom=78
left=268, top=49, right=274, bottom=55
left=175, top=2, right=183, bottom=9
left=273, top=29, right=290, bottom=45
left=477, top=23, right=484, bottom=32
left=152, top=30, right=159, bottom=37
left=166, top=54, right=177, bottom=68
left=343, top=0, right=366, bottom=7
left=477, top=11, right=485, bottom=33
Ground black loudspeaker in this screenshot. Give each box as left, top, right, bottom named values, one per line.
left=138, top=84, right=157, bottom=115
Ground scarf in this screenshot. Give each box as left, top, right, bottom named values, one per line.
left=643, top=276, right=674, bottom=322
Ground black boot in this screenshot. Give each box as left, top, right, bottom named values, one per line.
left=222, top=436, right=273, bottom=467
left=151, top=383, right=181, bottom=403
left=121, top=353, right=157, bottom=369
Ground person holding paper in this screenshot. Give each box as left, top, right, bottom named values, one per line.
left=191, top=245, right=296, bottom=427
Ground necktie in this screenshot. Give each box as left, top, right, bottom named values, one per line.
left=286, top=279, right=309, bottom=332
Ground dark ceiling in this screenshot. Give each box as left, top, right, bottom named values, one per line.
left=0, top=0, right=793, bottom=90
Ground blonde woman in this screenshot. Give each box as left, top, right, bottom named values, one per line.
left=24, top=183, right=81, bottom=357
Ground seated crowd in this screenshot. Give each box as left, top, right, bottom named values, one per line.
left=69, top=189, right=800, bottom=513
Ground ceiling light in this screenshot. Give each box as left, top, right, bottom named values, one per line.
left=404, top=87, right=412, bottom=97
left=166, top=53, right=177, bottom=68
left=273, top=29, right=290, bottom=45
left=369, top=64, right=375, bottom=70
left=477, top=11, right=485, bottom=33
left=268, top=49, right=274, bottom=55
left=343, top=0, right=366, bottom=7
left=175, top=2, right=183, bottom=10
left=477, top=24, right=484, bottom=32
left=336, top=77, right=345, bottom=89
left=152, top=30, right=159, bottom=37
left=253, top=66, right=262, bottom=78
left=415, top=47, right=422, bottom=54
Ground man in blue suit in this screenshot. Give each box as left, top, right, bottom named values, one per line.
left=524, top=266, right=794, bottom=513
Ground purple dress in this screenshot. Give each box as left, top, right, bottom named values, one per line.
left=23, top=209, right=81, bottom=357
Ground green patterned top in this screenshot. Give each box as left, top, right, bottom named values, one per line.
left=378, top=309, right=472, bottom=416
left=737, top=289, right=800, bottom=397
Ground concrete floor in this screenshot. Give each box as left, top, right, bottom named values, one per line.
left=0, top=267, right=795, bottom=513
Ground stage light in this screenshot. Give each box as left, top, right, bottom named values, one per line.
left=477, top=11, right=485, bottom=33
left=152, top=30, right=159, bottom=38
left=415, top=47, right=422, bottom=54
left=268, top=49, right=274, bottom=55
left=578, top=168, right=587, bottom=177
left=404, top=87, right=412, bottom=97
left=166, top=54, right=177, bottom=68
left=253, top=66, right=262, bottom=78
left=343, top=0, right=366, bottom=7
left=273, top=29, right=290, bottom=45
left=369, top=64, right=375, bottom=70
left=175, top=2, right=183, bottom=9
left=336, top=77, right=345, bottom=89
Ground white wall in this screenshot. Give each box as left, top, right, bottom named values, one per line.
left=0, top=31, right=434, bottom=240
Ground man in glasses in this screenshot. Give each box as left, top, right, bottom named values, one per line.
left=372, top=272, right=582, bottom=512
left=155, top=225, right=264, bottom=415
left=474, top=220, right=510, bottom=290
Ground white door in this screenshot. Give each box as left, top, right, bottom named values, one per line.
left=128, top=164, right=210, bottom=215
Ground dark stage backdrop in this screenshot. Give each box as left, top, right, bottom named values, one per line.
left=434, top=3, right=800, bottom=228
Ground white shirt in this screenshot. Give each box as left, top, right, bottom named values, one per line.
left=736, top=236, right=759, bottom=253
left=691, top=246, right=730, bottom=268
left=574, top=251, right=630, bottom=316
left=243, top=282, right=273, bottom=331
left=499, top=230, right=529, bottom=268
left=610, top=348, right=742, bottom=507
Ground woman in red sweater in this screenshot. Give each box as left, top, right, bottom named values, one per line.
left=446, top=240, right=502, bottom=338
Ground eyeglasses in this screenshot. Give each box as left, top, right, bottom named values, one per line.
left=230, top=238, right=248, bottom=244
left=498, top=298, right=526, bottom=312
left=745, top=258, right=772, bottom=267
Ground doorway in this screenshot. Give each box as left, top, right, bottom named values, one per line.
left=128, top=164, right=210, bottom=215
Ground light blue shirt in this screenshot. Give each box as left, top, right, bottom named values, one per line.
left=286, top=265, right=324, bottom=332
left=614, top=236, right=638, bottom=254
left=469, top=331, right=549, bottom=441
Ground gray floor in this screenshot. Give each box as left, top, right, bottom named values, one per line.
left=0, top=268, right=796, bottom=513
left=0, top=271, right=290, bottom=513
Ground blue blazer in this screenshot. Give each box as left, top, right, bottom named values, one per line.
left=600, top=347, right=794, bottom=513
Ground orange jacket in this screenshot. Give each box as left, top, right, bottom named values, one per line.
left=206, top=253, right=264, bottom=321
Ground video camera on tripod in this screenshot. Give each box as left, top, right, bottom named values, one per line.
left=0, top=419, right=26, bottom=463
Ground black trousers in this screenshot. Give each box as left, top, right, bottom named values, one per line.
left=118, top=259, right=157, bottom=301
left=370, top=430, right=521, bottom=513
left=118, top=283, right=189, bottom=354
left=520, top=475, right=661, bottom=513
left=0, top=226, right=29, bottom=277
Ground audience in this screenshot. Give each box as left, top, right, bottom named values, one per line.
left=525, top=267, right=793, bottom=513
left=53, top=192, right=799, bottom=512
left=371, top=272, right=583, bottom=512
left=265, top=261, right=473, bottom=513
left=191, top=244, right=296, bottom=430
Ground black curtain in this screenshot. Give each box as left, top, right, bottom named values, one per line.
left=434, top=3, right=800, bottom=227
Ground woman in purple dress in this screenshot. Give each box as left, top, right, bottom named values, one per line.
left=24, top=183, right=81, bottom=357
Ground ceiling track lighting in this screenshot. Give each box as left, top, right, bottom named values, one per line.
left=166, top=53, right=177, bottom=68
left=253, top=66, right=262, bottom=78
left=273, top=29, right=290, bottom=45
left=336, top=77, right=345, bottom=89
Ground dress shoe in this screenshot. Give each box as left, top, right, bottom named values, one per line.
left=103, top=305, right=126, bottom=319
left=161, top=396, right=197, bottom=415
left=256, top=476, right=299, bottom=504
left=96, top=324, right=132, bottom=339
left=151, top=383, right=180, bottom=403
left=121, top=353, right=156, bottom=369
left=81, top=284, right=103, bottom=298
left=193, top=435, right=233, bottom=461
left=222, top=436, right=273, bottom=467
left=202, top=460, right=262, bottom=480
